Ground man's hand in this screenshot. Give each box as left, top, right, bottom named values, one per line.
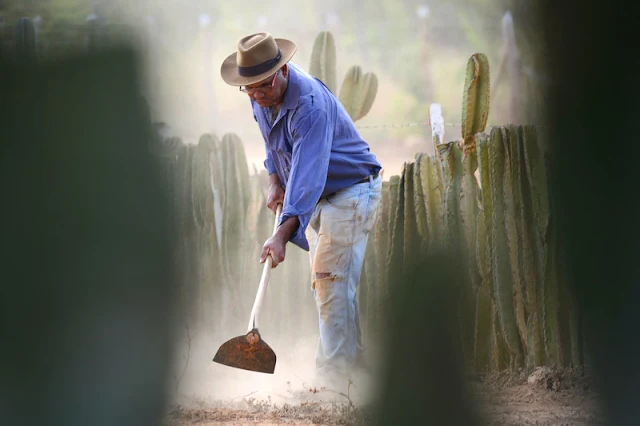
left=259, top=215, right=300, bottom=268
left=267, top=173, right=285, bottom=213
left=260, top=234, right=287, bottom=268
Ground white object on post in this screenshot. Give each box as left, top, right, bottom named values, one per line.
left=429, top=103, right=445, bottom=154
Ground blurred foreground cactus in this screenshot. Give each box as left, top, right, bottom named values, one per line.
left=309, top=31, right=378, bottom=122
left=15, top=17, right=37, bottom=63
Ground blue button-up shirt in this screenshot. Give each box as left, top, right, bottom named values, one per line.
left=252, top=63, right=382, bottom=251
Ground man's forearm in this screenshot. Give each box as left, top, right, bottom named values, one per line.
left=269, top=173, right=281, bottom=186
left=268, top=172, right=297, bottom=242
left=275, top=216, right=300, bottom=243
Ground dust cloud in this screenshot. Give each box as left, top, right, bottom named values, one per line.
left=168, top=249, right=384, bottom=409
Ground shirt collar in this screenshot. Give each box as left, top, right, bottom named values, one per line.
left=281, top=63, right=301, bottom=111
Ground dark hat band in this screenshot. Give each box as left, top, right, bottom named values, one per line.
left=238, top=49, right=282, bottom=77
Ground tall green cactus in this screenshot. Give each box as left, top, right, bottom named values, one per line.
left=211, top=133, right=251, bottom=320
left=420, top=154, right=445, bottom=250
left=460, top=149, right=481, bottom=289
left=220, top=134, right=251, bottom=252
left=385, top=174, right=404, bottom=314
left=474, top=126, right=558, bottom=370
left=308, top=31, right=378, bottom=122
left=309, top=31, right=337, bottom=94
left=461, top=53, right=491, bottom=155
left=476, top=134, right=493, bottom=292
left=518, top=126, right=555, bottom=365
left=15, top=17, right=37, bottom=63
left=474, top=134, right=494, bottom=371
left=402, top=162, right=421, bottom=268
left=438, top=142, right=464, bottom=254
left=413, top=154, right=429, bottom=244
left=476, top=133, right=509, bottom=370
left=515, top=126, right=541, bottom=368
left=376, top=181, right=393, bottom=340
left=489, top=127, right=524, bottom=367
left=519, top=125, right=556, bottom=365
left=190, top=135, right=224, bottom=326
left=439, top=141, right=478, bottom=368
left=339, top=65, right=378, bottom=121
left=192, top=135, right=218, bottom=230
left=360, top=230, right=375, bottom=340
left=502, top=126, right=528, bottom=357
left=149, top=134, right=186, bottom=250
left=505, top=125, right=545, bottom=368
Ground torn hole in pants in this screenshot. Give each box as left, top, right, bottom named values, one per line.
left=312, top=272, right=341, bottom=289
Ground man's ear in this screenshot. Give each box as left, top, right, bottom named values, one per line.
left=281, top=64, right=288, bottom=77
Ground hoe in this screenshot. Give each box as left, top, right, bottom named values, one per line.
left=212, top=205, right=282, bottom=374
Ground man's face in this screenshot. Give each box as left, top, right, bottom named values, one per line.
left=240, top=66, right=286, bottom=108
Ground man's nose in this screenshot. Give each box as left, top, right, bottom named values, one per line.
left=252, top=90, right=265, bottom=99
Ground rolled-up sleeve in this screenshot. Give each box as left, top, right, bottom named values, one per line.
left=264, top=151, right=277, bottom=174
left=280, top=111, right=331, bottom=250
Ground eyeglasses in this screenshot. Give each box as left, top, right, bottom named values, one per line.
left=239, top=70, right=279, bottom=94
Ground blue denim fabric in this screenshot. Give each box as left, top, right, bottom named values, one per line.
left=306, top=175, right=382, bottom=387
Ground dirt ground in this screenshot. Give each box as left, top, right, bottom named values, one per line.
left=163, top=368, right=605, bottom=426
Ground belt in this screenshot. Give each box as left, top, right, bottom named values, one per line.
left=357, top=171, right=380, bottom=184
left=320, top=171, right=380, bottom=202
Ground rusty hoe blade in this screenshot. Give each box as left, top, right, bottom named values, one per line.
left=212, top=328, right=277, bottom=374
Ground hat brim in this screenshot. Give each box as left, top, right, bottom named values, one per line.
left=221, top=38, right=297, bottom=86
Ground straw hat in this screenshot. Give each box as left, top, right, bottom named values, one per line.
left=221, top=32, right=296, bottom=86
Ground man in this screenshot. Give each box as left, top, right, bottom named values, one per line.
left=221, top=32, right=382, bottom=389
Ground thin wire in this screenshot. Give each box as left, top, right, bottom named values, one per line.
left=354, top=122, right=461, bottom=130
left=355, top=122, right=545, bottom=130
